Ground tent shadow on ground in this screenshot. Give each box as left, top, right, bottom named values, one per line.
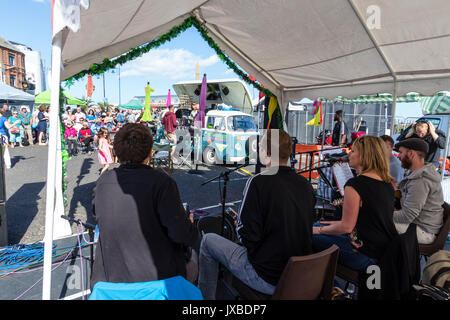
left=68, top=157, right=96, bottom=226
left=7, top=182, right=45, bottom=244
left=10, top=155, right=34, bottom=169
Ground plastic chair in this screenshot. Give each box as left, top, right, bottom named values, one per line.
left=419, top=202, right=450, bottom=258
left=230, top=245, right=339, bottom=300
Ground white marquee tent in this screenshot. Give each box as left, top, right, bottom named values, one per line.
left=43, top=0, right=450, bottom=299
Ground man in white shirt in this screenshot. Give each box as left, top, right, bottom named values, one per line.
left=74, top=106, right=86, bottom=124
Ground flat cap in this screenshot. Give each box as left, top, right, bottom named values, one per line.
left=395, top=138, right=429, bottom=154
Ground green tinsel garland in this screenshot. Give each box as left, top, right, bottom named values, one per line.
left=64, top=16, right=274, bottom=98
left=59, top=86, right=69, bottom=208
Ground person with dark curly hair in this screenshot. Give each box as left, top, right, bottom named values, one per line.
left=91, top=123, right=199, bottom=290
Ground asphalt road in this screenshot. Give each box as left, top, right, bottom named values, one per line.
left=4, top=144, right=253, bottom=245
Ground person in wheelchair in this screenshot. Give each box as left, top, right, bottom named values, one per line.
left=197, top=129, right=316, bottom=299
left=91, top=123, right=198, bottom=290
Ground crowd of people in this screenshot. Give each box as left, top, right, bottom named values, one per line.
left=89, top=116, right=445, bottom=300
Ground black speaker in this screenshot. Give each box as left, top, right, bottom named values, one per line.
left=0, top=203, right=7, bottom=246
left=0, top=144, right=5, bottom=203
left=222, top=86, right=229, bottom=96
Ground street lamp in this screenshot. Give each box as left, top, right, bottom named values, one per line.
left=111, top=67, right=121, bottom=105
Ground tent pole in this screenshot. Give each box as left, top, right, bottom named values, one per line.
left=440, top=116, right=450, bottom=181
left=42, top=32, right=62, bottom=300
left=390, top=83, right=397, bottom=135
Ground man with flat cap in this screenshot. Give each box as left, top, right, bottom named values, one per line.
left=393, top=138, right=444, bottom=244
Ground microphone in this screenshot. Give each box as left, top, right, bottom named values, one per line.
left=324, top=153, right=349, bottom=164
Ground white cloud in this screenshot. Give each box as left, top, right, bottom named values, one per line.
left=32, top=0, right=47, bottom=3
left=121, top=49, right=219, bottom=80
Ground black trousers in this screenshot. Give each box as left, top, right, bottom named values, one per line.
left=66, top=138, right=77, bottom=156
left=82, top=137, right=93, bottom=152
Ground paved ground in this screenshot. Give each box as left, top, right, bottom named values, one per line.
left=5, top=144, right=252, bottom=245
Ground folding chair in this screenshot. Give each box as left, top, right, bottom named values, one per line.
left=151, top=140, right=174, bottom=174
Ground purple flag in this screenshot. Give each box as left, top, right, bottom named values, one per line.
left=166, top=89, right=171, bottom=108
left=196, top=74, right=207, bottom=128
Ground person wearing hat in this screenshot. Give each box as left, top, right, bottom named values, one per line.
left=19, top=106, right=33, bottom=146
left=400, top=120, right=446, bottom=168
left=393, top=138, right=444, bottom=244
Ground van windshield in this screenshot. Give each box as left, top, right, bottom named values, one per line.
left=227, top=115, right=256, bottom=132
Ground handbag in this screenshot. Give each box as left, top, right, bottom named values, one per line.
left=10, top=126, right=20, bottom=134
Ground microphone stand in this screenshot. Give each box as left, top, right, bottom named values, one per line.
left=201, top=160, right=249, bottom=237
left=60, top=215, right=96, bottom=271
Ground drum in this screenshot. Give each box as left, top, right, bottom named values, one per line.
left=196, top=213, right=238, bottom=242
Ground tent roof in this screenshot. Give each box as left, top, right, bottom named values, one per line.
left=119, top=98, right=144, bottom=109
left=58, top=0, right=450, bottom=104
left=35, top=89, right=86, bottom=105
left=0, top=82, right=35, bottom=102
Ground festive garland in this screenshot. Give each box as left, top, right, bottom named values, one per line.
left=64, top=16, right=274, bottom=98
left=59, top=86, right=69, bottom=207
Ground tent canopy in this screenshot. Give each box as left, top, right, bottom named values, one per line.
left=58, top=0, right=450, bottom=112
left=35, top=89, right=86, bottom=105
left=118, top=98, right=144, bottom=110
left=0, top=82, right=35, bottom=102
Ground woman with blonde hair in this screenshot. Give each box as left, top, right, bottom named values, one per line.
left=312, top=135, right=398, bottom=272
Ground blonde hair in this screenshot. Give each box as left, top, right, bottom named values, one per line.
left=352, top=135, right=393, bottom=183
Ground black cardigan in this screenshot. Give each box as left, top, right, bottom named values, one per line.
left=90, top=164, right=198, bottom=289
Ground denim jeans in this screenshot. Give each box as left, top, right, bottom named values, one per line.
left=198, top=233, right=276, bottom=300
left=312, top=223, right=377, bottom=272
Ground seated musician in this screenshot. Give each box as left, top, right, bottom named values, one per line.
left=312, top=135, right=398, bottom=272
left=90, top=123, right=198, bottom=290
left=393, top=138, right=444, bottom=244
left=197, top=129, right=316, bottom=299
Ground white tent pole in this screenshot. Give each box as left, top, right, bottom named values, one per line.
left=42, top=32, right=62, bottom=300
left=440, top=116, right=450, bottom=181
left=53, top=119, right=72, bottom=238
left=390, top=83, right=397, bottom=135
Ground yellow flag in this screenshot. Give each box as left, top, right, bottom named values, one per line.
left=266, top=96, right=278, bottom=129
left=306, top=103, right=322, bottom=126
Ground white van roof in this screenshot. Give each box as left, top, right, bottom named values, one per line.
left=172, top=78, right=253, bottom=115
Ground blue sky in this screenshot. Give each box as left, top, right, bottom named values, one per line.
left=0, top=0, right=423, bottom=119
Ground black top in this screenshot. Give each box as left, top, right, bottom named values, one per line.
left=90, top=164, right=198, bottom=289
left=345, top=175, right=398, bottom=260
left=332, top=120, right=349, bottom=146
left=407, top=131, right=446, bottom=166
left=236, top=166, right=315, bottom=286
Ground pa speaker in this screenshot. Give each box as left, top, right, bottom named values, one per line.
left=0, top=203, right=7, bottom=247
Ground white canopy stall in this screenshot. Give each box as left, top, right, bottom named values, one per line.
left=44, top=0, right=450, bottom=299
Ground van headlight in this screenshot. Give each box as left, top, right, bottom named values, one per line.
left=235, top=143, right=242, bottom=151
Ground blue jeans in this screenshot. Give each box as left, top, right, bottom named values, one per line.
left=312, top=223, right=377, bottom=272
left=198, top=233, right=276, bottom=300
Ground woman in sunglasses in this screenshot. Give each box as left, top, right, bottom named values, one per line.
left=401, top=120, right=446, bottom=168
left=312, top=135, right=398, bottom=273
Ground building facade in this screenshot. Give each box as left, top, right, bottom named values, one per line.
left=0, top=36, right=26, bottom=91
left=10, top=41, right=46, bottom=95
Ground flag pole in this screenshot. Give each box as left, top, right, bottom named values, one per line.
left=42, top=31, right=62, bottom=300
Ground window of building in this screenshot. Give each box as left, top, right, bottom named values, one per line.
left=10, top=75, right=16, bottom=87
left=8, top=53, right=15, bottom=66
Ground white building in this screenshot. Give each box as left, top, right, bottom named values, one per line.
left=9, top=41, right=46, bottom=95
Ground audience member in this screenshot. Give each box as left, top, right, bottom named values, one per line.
left=8, top=110, right=24, bottom=148
left=380, top=135, right=405, bottom=188
left=400, top=121, right=446, bottom=168
left=18, top=106, right=33, bottom=145
left=64, top=121, right=78, bottom=156
left=393, top=138, right=444, bottom=244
